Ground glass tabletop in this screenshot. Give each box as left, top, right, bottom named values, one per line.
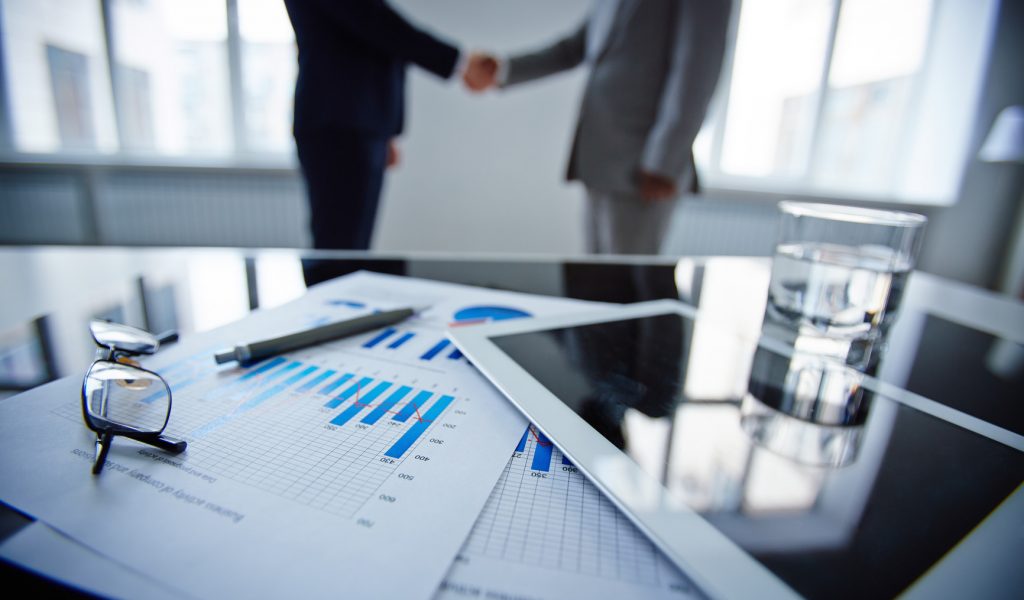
left=2, top=246, right=1020, bottom=433
left=0, top=246, right=1022, bottom=597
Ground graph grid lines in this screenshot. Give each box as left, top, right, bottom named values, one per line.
left=54, top=352, right=463, bottom=518
left=461, top=427, right=675, bottom=586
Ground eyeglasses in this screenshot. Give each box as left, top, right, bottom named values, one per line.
left=81, top=320, right=187, bottom=475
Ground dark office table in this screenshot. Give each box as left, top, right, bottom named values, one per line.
left=1, top=246, right=1022, bottom=598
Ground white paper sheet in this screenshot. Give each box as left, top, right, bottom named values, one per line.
left=3, top=428, right=704, bottom=600
left=0, top=521, right=189, bottom=600
left=0, top=272, right=599, bottom=600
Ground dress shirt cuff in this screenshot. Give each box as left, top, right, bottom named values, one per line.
left=454, top=50, right=469, bottom=79
left=496, top=55, right=509, bottom=87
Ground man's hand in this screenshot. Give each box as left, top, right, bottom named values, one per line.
left=637, top=171, right=677, bottom=201
left=463, top=52, right=499, bottom=92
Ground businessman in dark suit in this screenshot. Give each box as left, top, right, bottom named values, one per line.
left=283, top=1, right=463, bottom=257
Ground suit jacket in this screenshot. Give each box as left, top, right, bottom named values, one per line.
left=284, top=0, right=460, bottom=137
left=505, top=0, right=732, bottom=195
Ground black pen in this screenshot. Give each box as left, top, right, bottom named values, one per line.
left=214, top=306, right=425, bottom=366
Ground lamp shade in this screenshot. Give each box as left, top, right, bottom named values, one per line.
left=979, top=105, right=1024, bottom=163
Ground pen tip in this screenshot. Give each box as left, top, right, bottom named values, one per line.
left=213, top=349, right=236, bottom=364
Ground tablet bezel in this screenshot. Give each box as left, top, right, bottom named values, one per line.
left=447, top=299, right=1024, bottom=600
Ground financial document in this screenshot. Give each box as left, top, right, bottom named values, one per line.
left=3, top=428, right=704, bottom=600
left=0, top=272, right=598, bottom=600
left=438, top=426, right=701, bottom=600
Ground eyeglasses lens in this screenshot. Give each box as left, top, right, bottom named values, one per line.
left=89, top=320, right=160, bottom=355
left=84, top=362, right=170, bottom=434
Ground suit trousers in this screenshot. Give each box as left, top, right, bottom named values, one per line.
left=295, top=128, right=389, bottom=250
left=584, top=189, right=678, bottom=255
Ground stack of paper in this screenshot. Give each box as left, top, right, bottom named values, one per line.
left=0, top=272, right=698, bottom=599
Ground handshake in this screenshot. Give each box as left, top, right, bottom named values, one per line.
left=462, top=52, right=501, bottom=92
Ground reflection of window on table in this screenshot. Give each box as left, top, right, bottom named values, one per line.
left=47, top=45, right=97, bottom=151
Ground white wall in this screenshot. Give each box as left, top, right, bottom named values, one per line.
left=375, top=0, right=591, bottom=255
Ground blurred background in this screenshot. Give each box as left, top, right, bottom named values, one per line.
left=0, top=0, right=1021, bottom=296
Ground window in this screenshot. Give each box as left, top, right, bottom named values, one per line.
left=116, top=64, right=155, bottom=150
left=0, top=0, right=1001, bottom=205
left=1, top=0, right=117, bottom=153
left=239, top=0, right=297, bottom=154
left=47, top=45, right=97, bottom=151
left=108, top=0, right=233, bottom=156
left=699, top=0, right=1000, bottom=205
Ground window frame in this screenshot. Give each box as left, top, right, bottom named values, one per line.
left=0, top=0, right=995, bottom=207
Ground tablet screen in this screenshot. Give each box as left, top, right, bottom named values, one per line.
left=490, top=313, right=1024, bottom=599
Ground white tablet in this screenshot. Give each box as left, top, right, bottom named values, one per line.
left=449, top=300, right=1024, bottom=600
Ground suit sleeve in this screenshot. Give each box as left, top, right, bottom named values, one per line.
left=503, top=22, right=588, bottom=87
left=306, top=0, right=459, bottom=78
left=640, top=0, right=732, bottom=180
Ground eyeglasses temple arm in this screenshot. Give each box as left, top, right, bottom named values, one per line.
left=92, top=432, right=113, bottom=475
left=156, top=330, right=179, bottom=346
left=121, top=431, right=187, bottom=454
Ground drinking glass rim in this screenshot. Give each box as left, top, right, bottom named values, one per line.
left=778, top=201, right=927, bottom=228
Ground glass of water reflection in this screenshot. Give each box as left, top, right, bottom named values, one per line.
left=765, top=202, right=926, bottom=373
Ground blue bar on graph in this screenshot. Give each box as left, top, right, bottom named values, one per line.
left=515, top=428, right=528, bottom=453
left=330, top=381, right=393, bottom=426
left=240, top=365, right=317, bottom=411
left=326, top=299, right=366, bottom=309
left=238, top=356, right=287, bottom=381
left=298, top=369, right=335, bottom=393
left=387, top=332, right=415, bottom=349
left=363, top=328, right=396, bottom=348
left=384, top=395, right=455, bottom=458
left=531, top=431, right=553, bottom=472
left=420, top=339, right=450, bottom=360
left=319, top=373, right=353, bottom=396
left=324, top=376, right=373, bottom=409
left=448, top=348, right=463, bottom=360
left=361, top=386, right=412, bottom=425
left=256, top=361, right=303, bottom=387
left=562, top=455, right=573, bottom=466
left=393, top=390, right=432, bottom=422
left=141, top=376, right=199, bottom=404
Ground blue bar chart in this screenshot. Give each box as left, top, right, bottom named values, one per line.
left=148, top=292, right=489, bottom=524
left=319, top=372, right=353, bottom=396
left=421, top=339, right=450, bottom=361
left=512, top=426, right=566, bottom=472
left=362, top=328, right=397, bottom=349
left=387, top=332, right=415, bottom=349
left=190, top=356, right=461, bottom=461
left=325, top=376, right=373, bottom=409
left=330, top=381, right=392, bottom=426
left=362, top=386, right=413, bottom=425
left=456, top=422, right=692, bottom=598
left=181, top=356, right=461, bottom=465
left=394, top=391, right=432, bottom=422
left=530, top=430, right=554, bottom=472
left=297, top=369, right=335, bottom=393
left=353, top=326, right=462, bottom=364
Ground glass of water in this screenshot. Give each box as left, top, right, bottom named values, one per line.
left=766, top=202, right=927, bottom=349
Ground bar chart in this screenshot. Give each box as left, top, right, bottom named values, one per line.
left=441, top=426, right=699, bottom=599
left=130, top=350, right=468, bottom=517
left=354, top=304, right=531, bottom=364
left=23, top=271, right=605, bottom=600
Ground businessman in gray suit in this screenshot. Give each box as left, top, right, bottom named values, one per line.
left=465, top=0, right=732, bottom=254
